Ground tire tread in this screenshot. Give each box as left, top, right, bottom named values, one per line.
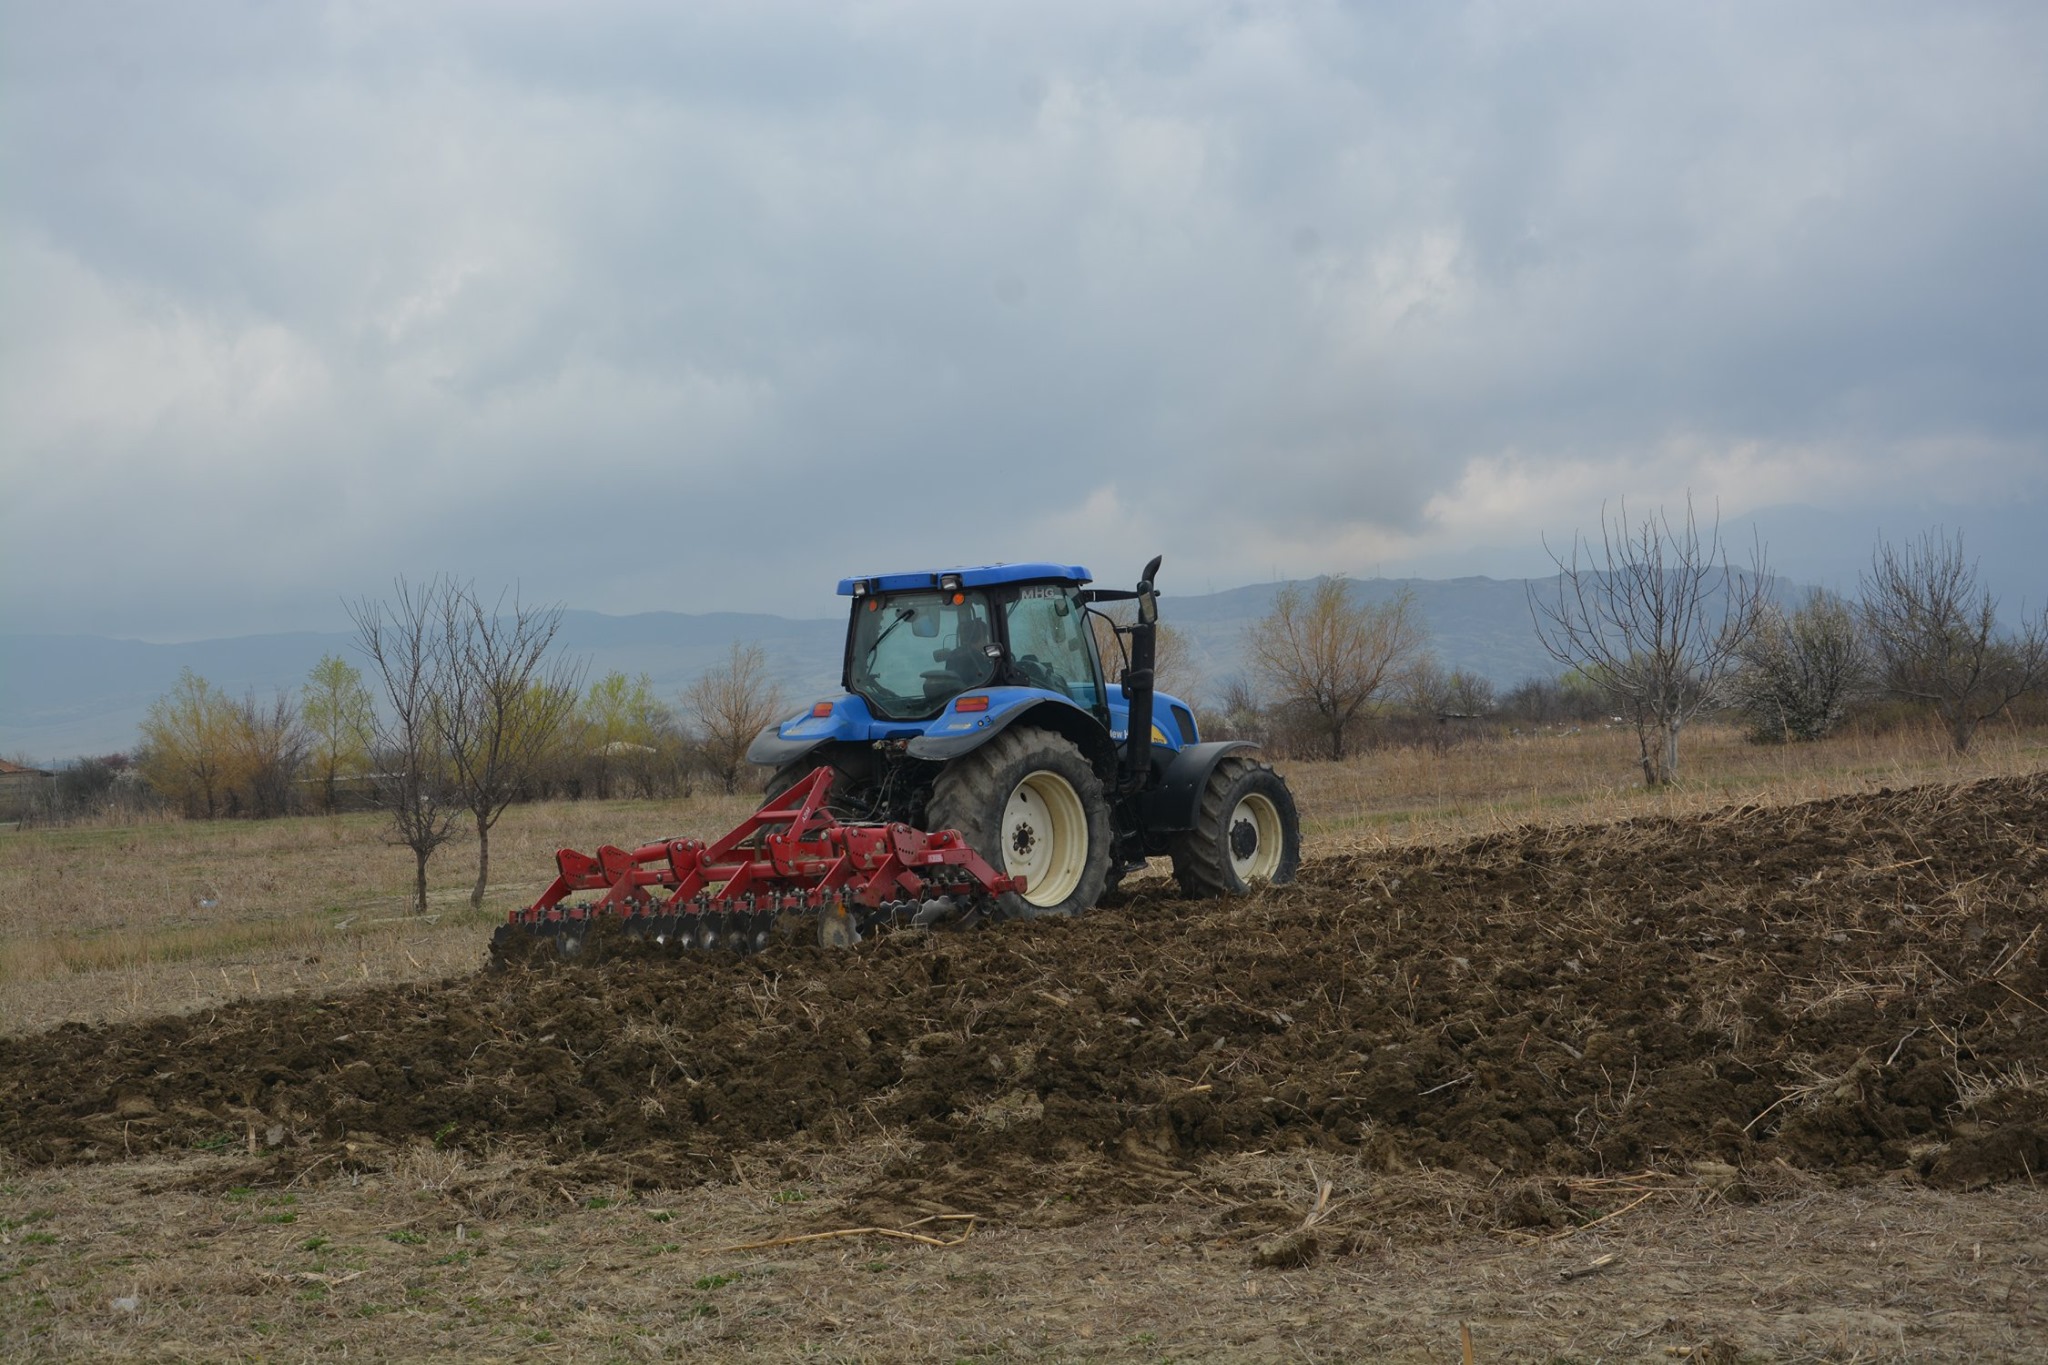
left=927, top=727, right=1110, bottom=919
left=1170, top=756, right=1301, bottom=897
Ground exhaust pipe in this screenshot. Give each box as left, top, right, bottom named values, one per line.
left=1121, top=555, right=1162, bottom=795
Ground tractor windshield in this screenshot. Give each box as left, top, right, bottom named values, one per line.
left=849, top=590, right=997, bottom=719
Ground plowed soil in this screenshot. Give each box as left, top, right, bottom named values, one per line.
left=6, top=775, right=2045, bottom=1212
left=6, top=775, right=2048, bottom=1361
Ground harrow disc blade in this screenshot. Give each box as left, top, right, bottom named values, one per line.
left=718, top=913, right=753, bottom=954
left=741, top=909, right=775, bottom=955
left=700, top=910, right=729, bottom=951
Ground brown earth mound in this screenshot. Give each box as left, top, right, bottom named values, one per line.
left=4, top=775, right=2044, bottom=1219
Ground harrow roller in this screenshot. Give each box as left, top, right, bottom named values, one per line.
left=493, top=768, right=1022, bottom=961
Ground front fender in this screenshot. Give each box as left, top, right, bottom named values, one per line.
left=1137, top=740, right=1261, bottom=833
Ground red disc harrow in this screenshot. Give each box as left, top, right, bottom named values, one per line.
left=494, top=768, right=1021, bottom=956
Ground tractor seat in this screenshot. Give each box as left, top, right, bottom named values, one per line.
left=931, top=617, right=996, bottom=693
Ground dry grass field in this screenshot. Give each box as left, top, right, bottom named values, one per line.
left=3, top=719, right=2046, bottom=1362
left=0, top=789, right=760, bottom=1036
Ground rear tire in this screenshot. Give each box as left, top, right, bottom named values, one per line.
left=764, top=750, right=875, bottom=819
left=1170, top=757, right=1301, bottom=897
left=926, top=727, right=1111, bottom=920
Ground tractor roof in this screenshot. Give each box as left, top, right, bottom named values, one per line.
left=836, top=562, right=1092, bottom=596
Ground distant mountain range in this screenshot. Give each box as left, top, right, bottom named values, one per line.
left=0, top=574, right=1788, bottom=762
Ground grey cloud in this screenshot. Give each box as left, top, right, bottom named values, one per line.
left=2, top=1, right=2043, bottom=641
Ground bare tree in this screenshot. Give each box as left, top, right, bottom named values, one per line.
left=1530, top=498, right=1768, bottom=786
left=1498, top=672, right=1610, bottom=727
left=230, top=690, right=308, bottom=817
left=1732, top=589, right=1866, bottom=743
left=1245, top=578, right=1425, bottom=760
left=684, top=643, right=784, bottom=794
left=1398, top=656, right=1452, bottom=716
left=349, top=578, right=465, bottom=915
left=1860, top=530, right=2047, bottom=753
left=440, top=586, right=584, bottom=908
left=1090, top=609, right=1200, bottom=703
left=1444, top=671, right=1497, bottom=718
left=1399, top=657, right=1493, bottom=718
left=1204, top=675, right=1270, bottom=745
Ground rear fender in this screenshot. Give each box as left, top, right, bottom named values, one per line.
left=1137, top=741, right=1261, bottom=833
left=746, top=694, right=872, bottom=769
left=906, top=692, right=1119, bottom=776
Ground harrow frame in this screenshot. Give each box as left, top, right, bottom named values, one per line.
left=497, top=768, right=1023, bottom=955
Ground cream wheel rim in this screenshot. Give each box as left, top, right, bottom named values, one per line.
left=1227, top=792, right=1285, bottom=883
left=1001, top=769, right=1088, bottom=906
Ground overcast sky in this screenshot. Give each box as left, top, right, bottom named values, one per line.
left=3, top=1, right=2044, bottom=641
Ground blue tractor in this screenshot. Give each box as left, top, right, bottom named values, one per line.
left=746, top=556, right=1302, bottom=918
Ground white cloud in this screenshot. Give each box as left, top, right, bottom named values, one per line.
left=1, top=235, right=332, bottom=463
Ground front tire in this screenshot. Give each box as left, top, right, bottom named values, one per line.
left=926, top=727, right=1111, bottom=920
left=1170, top=756, right=1301, bottom=897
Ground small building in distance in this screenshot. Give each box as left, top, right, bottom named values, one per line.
left=0, top=759, right=54, bottom=821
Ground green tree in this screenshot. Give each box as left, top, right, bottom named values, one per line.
left=522, top=679, right=587, bottom=796
left=137, top=670, right=239, bottom=817
left=227, top=690, right=307, bottom=817
left=302, top=654, right=375, bottom=812
left=580, top=671, right=672, bottom=798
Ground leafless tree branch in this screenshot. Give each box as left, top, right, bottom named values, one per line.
left=1245, top=578, right=1427, bottom=760
left=349, top=577, right=466, bottom=915
left=1860, top=529, right=2047, bottom=753
left=439, top=584, right=585, bottom=908
left=1528, top=496, right=1768, bottom=785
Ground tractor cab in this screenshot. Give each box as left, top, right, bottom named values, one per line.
left=745, top=559, right=1205, bottom=787
left=842, top=565, right=1106, bottom=721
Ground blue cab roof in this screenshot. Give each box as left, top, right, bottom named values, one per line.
left=836, top=562, right=1092, bottom=596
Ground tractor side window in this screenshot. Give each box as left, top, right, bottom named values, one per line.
left=1003, top=588, right=1100, bottom=708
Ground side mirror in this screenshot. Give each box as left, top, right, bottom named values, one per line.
left=1136, top=554, right=1162, bottom=625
